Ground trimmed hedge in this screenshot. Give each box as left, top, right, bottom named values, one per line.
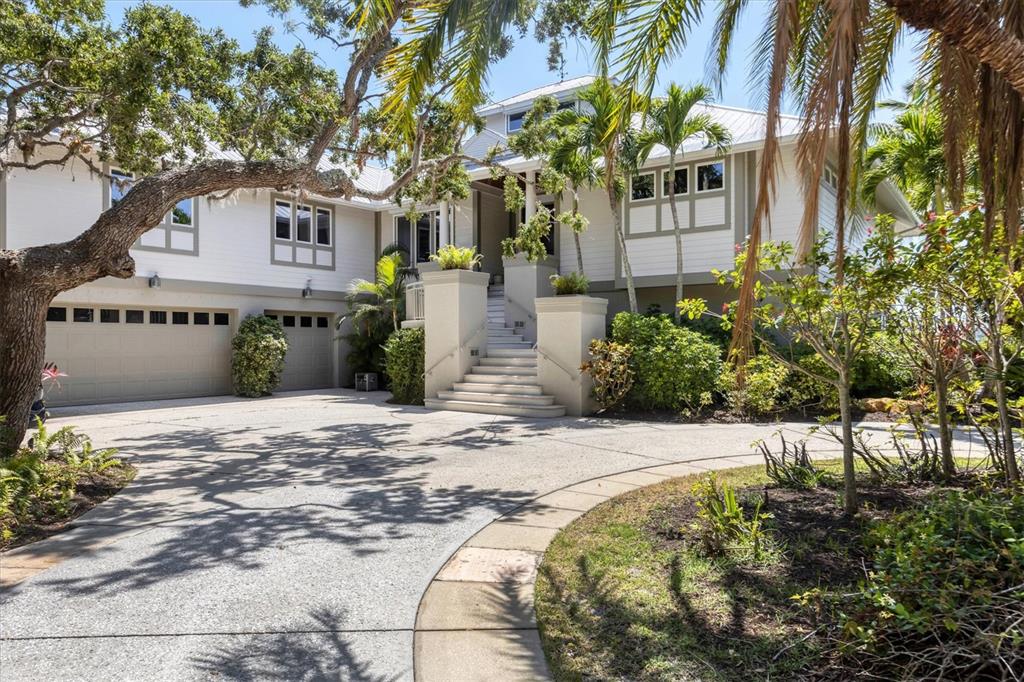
left=232, top=315, right=289, bottom=398
left=611, top=313, right=721, bottom=411
left=383, top=327, right=425, bottom=405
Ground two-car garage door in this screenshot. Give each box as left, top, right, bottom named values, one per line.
left=44, top=305, right=233, bottom=406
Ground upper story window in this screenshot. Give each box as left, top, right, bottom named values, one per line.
left=506, top=100, right=575, bottom=134
left=110, top=168, right=198, bottom=255
left=696, top=162, right=725, bottom=192
left=631, top=172, right=656, bottom=201
left=823, top=167, right=839, bottom=191
left=271, top=194, right=335, bottom=270
left=662, top=168, right=688, bottom=196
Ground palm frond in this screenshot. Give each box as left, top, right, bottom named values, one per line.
left=706, top=0, right=750, bottom=95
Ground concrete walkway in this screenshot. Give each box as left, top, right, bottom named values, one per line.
left=0, top=390, right=986, bottom=680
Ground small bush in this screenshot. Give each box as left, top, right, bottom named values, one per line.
left=852, top=331, right=915, bottom=398
left=383, top=327, right=425, bottom=405
left=550, top=271, right=589, bottom=295
left=689, top=473, right=773, bottom=561
left=783, top=352, right=839, bottom=413
left=718, top=353, right=789, bottom=416
left=232, top=315, right=289, bottom=398
left=611, top=313, right=722, bottom=411
left=430, top=244, right=482, bottom=270
left=757, top=432, right=829, bottom=489
left=823, top=488, right=1024, bottom=679
left=580, top=339, right=634, bottom=411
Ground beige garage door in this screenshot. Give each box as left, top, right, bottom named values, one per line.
left=266, top=312, right=333, bottom=391
left=44, top=305, right=233, bottom=406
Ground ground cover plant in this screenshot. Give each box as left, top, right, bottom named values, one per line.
left=535, top=458, right=1023, bottom=681
left=0, top=420, right=134, bottom=548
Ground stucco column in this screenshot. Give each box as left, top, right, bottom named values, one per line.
left=422, top=269, right=489, bottom=399
left=524, top=170, right=536, bottom=219
left=535, top=295, right=609, bottom=417
left=438, top=198, right=450, bottom=248
left=502, top=253, right=557, bottom=344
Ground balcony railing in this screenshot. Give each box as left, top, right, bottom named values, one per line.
left=405, top=280, right=425, bottom=324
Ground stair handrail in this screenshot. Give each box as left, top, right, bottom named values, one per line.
left=535, top=346, right=581, bottom=383
left=504, top=294, right=536, bottom=322
left=424, top=323, right=486, bottom=377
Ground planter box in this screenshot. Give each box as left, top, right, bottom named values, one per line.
left=535, top=295, right=608, bottom=417
left=421, top=269, right=490, bottom=399
left=502, top=253, right=558, bottom=344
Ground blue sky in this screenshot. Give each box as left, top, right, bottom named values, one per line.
left=108, top=1, right=920, bottom=117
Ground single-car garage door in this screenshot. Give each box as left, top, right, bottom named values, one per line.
left=267, top=312, right=333, bottom=391
left=44, top=305, right=233, bottom=406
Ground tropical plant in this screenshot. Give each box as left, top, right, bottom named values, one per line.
left=717, top=352, right=789, bottom=417
left=550, top=271, right=589, bottom=295
left=640, top=83, right=732, bottom=319
left=501, top=206, right=553, bottom=262
left=550, top=77, right=644, bottom=312
left=757, top=432, right=828, bottom=490
left=348, top=252, right=408, bottom=332
left=231, top=315, right=289, bottom=398
left=580, top=339, right=635, bottom=411
left=383, top=327, right=425, bottom=405
left=689, top=473, right=773, bottom=562
left=430, top=244, right=482, bottom=270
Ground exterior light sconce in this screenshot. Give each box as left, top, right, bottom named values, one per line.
left=149, top=273, right=161, bottom=289
left=301, top=278, right=313, bottom=299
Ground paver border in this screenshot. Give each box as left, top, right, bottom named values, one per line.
left=412, top=452, right=763, bottom=681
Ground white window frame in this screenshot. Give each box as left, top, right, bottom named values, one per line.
left=108, top=169, right=135, bottom=207
left=295, top=203, right=313, bottom=244
left=169, top=197, right=195, bottom=227
left=630, top=171, right=657, bottom=202
left=506, top=111, right=526, bottom=134
left=315, top=207, right=332, bottom=246
left=274, top=199, right=293, bottom=240
left=661, top=167, right=689, bottom=197
left=695, top=161, right=726, bottom=194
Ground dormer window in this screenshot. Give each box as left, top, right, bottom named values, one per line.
left=506, top=100, right=576, bottom=134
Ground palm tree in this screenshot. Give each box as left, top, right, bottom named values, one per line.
left=642, top=83, right=732, bottom=320
left=552, top=77, right=644, bottom=312
left=347, top=252, right=407, bottom=332
left=548, top=128, right=602, bottom=276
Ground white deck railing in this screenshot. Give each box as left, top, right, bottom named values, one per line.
left=405, top=280, right=425, bottom=322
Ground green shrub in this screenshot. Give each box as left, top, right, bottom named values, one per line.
left=383, top=327, right=425, bottom=405
left=232, top=315, right=289, bottom=397
left=718, top=353, right=789, bottom=416
left=610, top=313, right=721, bottom=411
left=689, top=473, right=773, bottom=561
left=430, top=244, right=482, bottom=270
left=580, top=339, right=634, bottom=410
left=550, top=271, right=589, bottom=295
left=783, top=352, right=839, bottom=412
left=852, top=331, right=914, bottom=398
left=824, top=488, right=1024, bottom=679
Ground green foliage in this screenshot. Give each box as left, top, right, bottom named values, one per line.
left=503, top=174, right=525, bottom=213
left=785, top=352, right=840, bottom=412
left=501, top=206, right=552, bottom=262
left=718, top=353, right=789, bottom=416
left=348, top=252, right=407, bottom=332
left=550, top=271, right=589, bottom=295
left=580, top=339, right=635, bottom=411
left=689, top=473, right=773, bottom=562
left=611, top=313, right=721, bottom=412
left=383, top=328, right=424, bottom=406
left=1, top=420, right=125, bottom=542
left=851, top=332, right=915, bottom=398
left=231, top=315, right=289, bottom=398
left=757, top=432, right=829, bottom=489
left=430, top=244, right=482, bottom=270
left=826, top=488, right=1024, bottom=679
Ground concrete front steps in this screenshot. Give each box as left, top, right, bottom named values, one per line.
left=424, top=285, right=567, bottom=418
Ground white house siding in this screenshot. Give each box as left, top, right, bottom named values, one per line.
left=453, top=193, right=475, bottom=248
left=762, top=147, right=804, bottom=249
left=558, top=186, right=615, bottom=282
left=622, top=230, right=736, bottom=278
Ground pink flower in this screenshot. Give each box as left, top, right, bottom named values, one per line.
left=734, top=243, right=742, bottom=254
left=721, top=302, right=730, bottom=313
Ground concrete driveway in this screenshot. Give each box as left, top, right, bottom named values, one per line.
left=0, top=390, right=932, bottom=680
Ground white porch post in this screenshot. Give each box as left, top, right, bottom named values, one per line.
left=524, top=170, right=536, bottom=219
left=438, top=198, right=450, bottom=248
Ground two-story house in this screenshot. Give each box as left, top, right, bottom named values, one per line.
left=1, top=76, right=916, bottom=407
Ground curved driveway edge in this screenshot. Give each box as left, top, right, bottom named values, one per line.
left=413, top=456, right=755, bottom=681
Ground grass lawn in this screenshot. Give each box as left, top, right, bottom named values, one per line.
left=534, top=462, right=924, bottom=681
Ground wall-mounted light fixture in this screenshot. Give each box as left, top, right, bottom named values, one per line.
left=301, top=278, right=313, bottom=299
left=148, top=273, right=161, bottom=289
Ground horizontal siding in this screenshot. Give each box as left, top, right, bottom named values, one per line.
left=559, top=187, right=615, bottom=281
left=623, top=230, right=735, bottom=278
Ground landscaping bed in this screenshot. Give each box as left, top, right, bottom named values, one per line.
left=534, top=463, right=1023, bottom=680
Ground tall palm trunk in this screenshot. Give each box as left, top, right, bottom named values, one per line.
left=667, top=153, right=684, bottom=321
left=609, top=189, right=638, bottom=313
left=572, top=193, right=585, bottom=276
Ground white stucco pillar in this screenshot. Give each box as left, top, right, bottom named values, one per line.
left=502, top=253, right=557, bottom=344
left=422, top=269, right=489, bottom=399
left=438, top=198, right=450, bottom=248
left=535, top=295, right=609, bottom=417
left=524, top=170, right=536, bottom=219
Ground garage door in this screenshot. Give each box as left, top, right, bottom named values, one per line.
left=44, top=305, right=233, bottom=406
left=267, top=312, right=333, bottom=391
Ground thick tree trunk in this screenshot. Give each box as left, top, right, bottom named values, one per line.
left=934, top=373, right=955, bottom=480
left=608, top=190, right=638, bottom=313
left=667, top=154, right=684, bottom=322
left=886, top=0, right=1024, bottom=97
left=837, top=375, right=858, bottom=516
left=0, top=278, right=52, bottom=452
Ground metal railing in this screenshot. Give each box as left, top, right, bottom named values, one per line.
left=405, top=281, right=425, bottom=321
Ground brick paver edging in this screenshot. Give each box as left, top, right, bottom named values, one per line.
left=412, top=454, right=759, bottom=681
